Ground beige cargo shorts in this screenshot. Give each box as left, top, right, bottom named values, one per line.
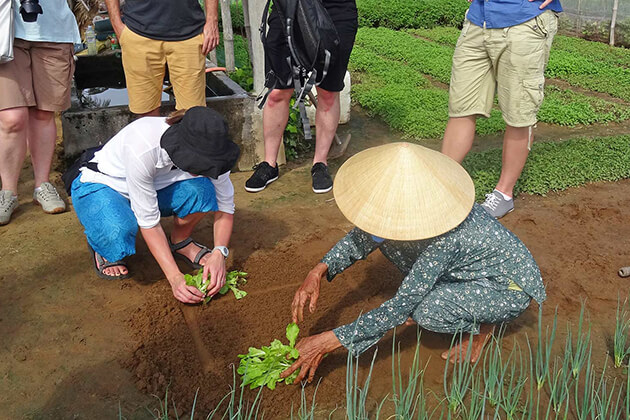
left=448, top=10, right=558, bottom=128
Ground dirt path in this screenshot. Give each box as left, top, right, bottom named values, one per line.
left=1, top=114, right=629, bottom=419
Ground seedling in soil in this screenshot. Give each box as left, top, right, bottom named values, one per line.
left=499, top=341, right=528, bottom=420
left=613, top=297, right=630, bottom=368
left=443, top=329, right=480, bottom=415
left=238, top=323, right=301, bottom=390
left=566, top=303, right=591, bottom=379
left=184, top=269, right=248, bottom=304
left=531, top=306, right=557, bottom=390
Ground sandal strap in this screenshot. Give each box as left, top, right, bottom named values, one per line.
left=100, top=260, right=128, bottom=270
left=169, top=237, right=194, bottom=252
left=191, top=240, right=212, bottom=264
left=93, top=248, right=127, bottom=272
left=94, top=251, right=106, bottom=267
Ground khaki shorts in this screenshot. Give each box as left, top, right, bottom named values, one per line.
left=119, top=28, right=206, bottom=114
left=0, top=38, right=75, bottom=112
left=448, top=10, right=558, bottom=128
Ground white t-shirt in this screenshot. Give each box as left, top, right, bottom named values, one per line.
left=79, top=117, right=235, bottom=229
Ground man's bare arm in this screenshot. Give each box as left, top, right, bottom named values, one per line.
left=104, top=0, right=125, bottom=38
left=202, top=0, right=220, bottom=54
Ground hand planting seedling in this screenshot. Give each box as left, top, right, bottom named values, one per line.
left=184, top=269, right=248, bottom=304
left=237, top=323, right=300, bottom=390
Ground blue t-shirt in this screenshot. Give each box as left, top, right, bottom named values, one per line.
left=13, top=0, right=81, bottom=44
left=467, top=0, right=563, bottom=29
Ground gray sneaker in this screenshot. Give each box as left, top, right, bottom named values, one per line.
left=481, top=190, right=514, bottom=218
left=0, top=190, right=19, bottom=225
left=33, top=182, right=66, bottom=214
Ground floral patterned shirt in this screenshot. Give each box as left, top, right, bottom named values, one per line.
left=322, top=204, right=545, bottom=355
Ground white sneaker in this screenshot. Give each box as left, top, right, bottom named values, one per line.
left=33, top=182, right=66, bottom=214
left=0, top=190, right=18, bottom=225
left=481, top=190, right=514, bottom=219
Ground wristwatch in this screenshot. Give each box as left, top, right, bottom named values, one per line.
left=212, top=246, right=229, bottom=258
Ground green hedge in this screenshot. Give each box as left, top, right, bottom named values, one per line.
left=463, top=135, right=630, bottom=201
left=356, top=0, right=469, bottom=29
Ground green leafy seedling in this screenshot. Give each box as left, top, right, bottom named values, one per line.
left=184, top=269, right=248, bottom=304
left=237, top=323, right=301, bottom=390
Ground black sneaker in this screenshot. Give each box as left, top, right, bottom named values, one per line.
left=245, top=162, right=279, bottom=192
left=311, top=162, right=333, bottom=194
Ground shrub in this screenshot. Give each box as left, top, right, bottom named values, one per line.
left=216, top=34, right=253, bottom=91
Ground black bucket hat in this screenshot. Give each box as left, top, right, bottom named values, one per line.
left=160, top=107, right=240, bottom=179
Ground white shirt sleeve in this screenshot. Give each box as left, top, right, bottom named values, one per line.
left=124, top=145, right=162, bottom=229
left=211, top=172, right=235, bottom=214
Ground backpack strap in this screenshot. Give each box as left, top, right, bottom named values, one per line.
left=256, top=71, right=278, bottom=109
left=259, top=0, right=273, bottom=47
left=292, top=68, right=312, bottom=141
left=316, top=49, right=332, bottom=85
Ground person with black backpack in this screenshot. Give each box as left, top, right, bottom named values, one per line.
left=244, top=0, right=358, bottom=194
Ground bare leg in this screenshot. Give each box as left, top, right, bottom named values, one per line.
left=313, top=88, right=340, bottom=166
left=441, top=116, right=477, bottom=164
left=494, top=125, right=532, bottom=198
left=263, top=89, right=293, bottom=166
left=170, top=212, right=209, bottom=262
left=0, top=107, right=29, bottom=194
left=27, top=109, right=57, bottom=188
left=441, top=324, right=495, bottom=364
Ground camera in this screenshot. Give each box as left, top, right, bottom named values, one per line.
left=19, top=0, right=42, bottom=22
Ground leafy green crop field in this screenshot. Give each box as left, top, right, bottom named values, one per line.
left=464, top=135, right=630, bottom=201
left=350, top=27, right=630, bottom=140
left=408, top=27, right=630, bottom=101
left=356, top=0, right=469, bottom=30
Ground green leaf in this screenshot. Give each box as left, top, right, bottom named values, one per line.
left=237, top=322, right=302, bottom=390
left=289, top=348, right=299, bottom=359
left=286, top=323, right=299, bottom=348
left=231, top=288, right=247, bottom=300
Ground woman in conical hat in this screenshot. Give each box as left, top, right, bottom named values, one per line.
left=281, top=142, right=545, bottom=383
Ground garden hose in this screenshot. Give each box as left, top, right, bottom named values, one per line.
left=618, top=266, right=630, bottom=278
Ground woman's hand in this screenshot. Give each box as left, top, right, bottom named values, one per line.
left=169, top=272, right=206, bottom=303
left=202, top=250, right=226, bottom=297
left=280, top=331, right=342, bottom=384
left=292, top=263, right=328, bottom=323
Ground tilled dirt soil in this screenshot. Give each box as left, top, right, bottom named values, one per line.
left=122, top=180, right=630, bottom=419
left=1, top=115, right=629, bottom=418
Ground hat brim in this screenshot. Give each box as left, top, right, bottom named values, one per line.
left=333, top=143, right=475, bottom=240
left=161, top=123, right=240, bottom=178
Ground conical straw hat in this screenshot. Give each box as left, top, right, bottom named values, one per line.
left=333, top=142, right=475, bottom=240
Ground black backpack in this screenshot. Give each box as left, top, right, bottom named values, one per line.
left=258, top=0, right=340, bottom=140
